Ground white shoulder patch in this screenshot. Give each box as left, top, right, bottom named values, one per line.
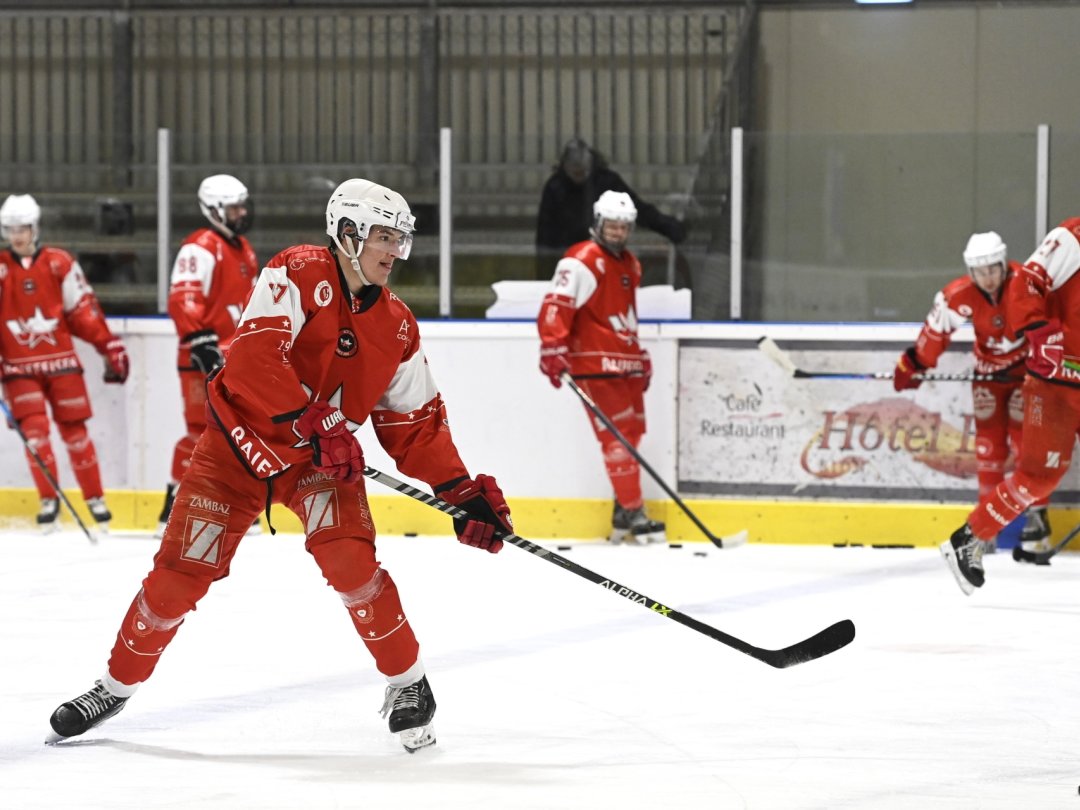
left=314, top=280, right=333, bottom=307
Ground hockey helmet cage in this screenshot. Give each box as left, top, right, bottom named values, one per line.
left=325, top=178, right=415, bottom=265
left=0, top=193, right=41, bottom=244
left=963, top=231, right=1007, bottom=270
left=198, top=174, right=252, bottom=237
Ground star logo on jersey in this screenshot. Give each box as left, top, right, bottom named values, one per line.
left=290, top=383, right=363, bottom=447
left=6, top=306, right=60, bottom=348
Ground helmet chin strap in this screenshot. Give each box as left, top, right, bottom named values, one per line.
left=337, top=234, right=372, bottom=286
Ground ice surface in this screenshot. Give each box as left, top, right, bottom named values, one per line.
left=1, top=529, right=1077, bottom=809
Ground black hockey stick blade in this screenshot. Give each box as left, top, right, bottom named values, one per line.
left=762, top=619, right=856, bottom=668
left=1011, top=520, right=1080, bottom=565
left=364, top=465, right=854, bottom=668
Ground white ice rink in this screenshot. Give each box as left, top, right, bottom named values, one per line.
left=1, top=527, right=1078, bottom=809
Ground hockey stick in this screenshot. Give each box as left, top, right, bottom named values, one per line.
left=757, top=336, right=1021, bottom=383
left=1011, top=520, right=1080, bottom=565
left=560, top=373, right=747, bottom=550
left=0, top=399, right=97, bottom=545
left=364, top=465, right=855, bottom=668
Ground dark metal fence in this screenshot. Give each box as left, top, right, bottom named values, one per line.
left=0, top=3, right=752, bottom=315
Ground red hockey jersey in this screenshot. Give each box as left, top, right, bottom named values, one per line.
left=168, top=228, right=258, bottom=356
left=912, top=263, right=1027, bottom=375
left=0, top=246, right=117, bottom=379
left=536, top=239, right=647, bottom=377
left=1008, top=216, right=1080, bottom=387
left=206, top=244, right=469, bottom=486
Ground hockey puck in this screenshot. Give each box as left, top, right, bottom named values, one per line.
left=693, top=551, right=707, bottom=558
left=404, top=532, right=418, bottom=538
left=557, top=545, right=572, bottom=551
left=669, top=543, right=683, bottom=549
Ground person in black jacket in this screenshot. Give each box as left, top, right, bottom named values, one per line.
left=535, top=137, right=686, bottom=277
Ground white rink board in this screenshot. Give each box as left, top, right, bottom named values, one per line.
left=4, top=317, right=1075, bottom=505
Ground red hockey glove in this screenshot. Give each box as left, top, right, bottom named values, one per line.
left=892, top=347, right=925, bottom=392
left=101, top=338, right=130, bottom=384
left=296, top=402, right=364, bottom=483
left=435, top=474, right=513, bottom=554
left=641, top=350, right=653, bottom=392
left=184, top=330, right=225, bottom=376
left=1024, top=320, right=1065, bottom=379
left=539, top=344, right=571, bottom=388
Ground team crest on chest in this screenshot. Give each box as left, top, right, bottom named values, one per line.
left=621, top=275, right=630, bottom=289
left=22, top=278, right=35, bottom=295
left=337, top=328, right=358, bottom=357
left=992, top=315, right=1004, bottom=329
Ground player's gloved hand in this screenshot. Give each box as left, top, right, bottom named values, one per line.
left=435, top=474, right=513, bottom=554
left=641, top=349, right=653, bottom=392
left=1024, top=320, right=1065, bottom=379
left=184, top=330, right=225, bottom=376
left=539, top=343, right=571, bottom=389
left=101, top=338, right=130, bottom=384
left=892, top=347, right=925, bottom=392
left=297, top=401, right=364, bottom=483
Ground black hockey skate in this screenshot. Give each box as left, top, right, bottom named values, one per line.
left=1018, top=506, right=1051, bottom=555
left=86, top=497, right=111, bottom=533
left=48, top=680, right=129, bottom=742
left=380, top=675, right=436, bottom=753
left=36, top=498, right=59, bottom=534
left=940, top=524, right=986, bottom=595
left=610, top=503, right=666, bottom=545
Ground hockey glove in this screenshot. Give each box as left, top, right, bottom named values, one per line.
left=892, top=347, right=925, bottom=392
left=101, top=338, right=130, bottom=384
left=184, top=330, right=225, bottom=376
left=435, top=474, right=513, bottom=554
left=1023, top=320, right=1065, bottom=379
left=297, top=401, right=364, bottom=484
left=539, top=344, right=572, bottom=388
left=641, top=350, right=653, bottom=392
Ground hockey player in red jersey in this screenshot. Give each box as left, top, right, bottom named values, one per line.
left=942, top=218, right=1080, bottom=594
left=893, top=231, right=1050, bottom=554
left=0, top=194, right=129, bottom=531
left=49, top=179, right=513, bottom=751
left=156, top=174, right=258, bottom=535
left=537, top=190, right=664, bottom=544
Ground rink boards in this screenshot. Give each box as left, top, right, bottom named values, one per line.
left=1, top=318, right=1078, bottom=547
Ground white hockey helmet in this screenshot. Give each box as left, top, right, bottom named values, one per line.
left=325, top=179, right=415, bottom=281
left=0, top=193, right=41, bottom=245
left=963, top=231, right=1007, bottom=270
left=593, top=190, right=638, bottom=226
left=591, top=190, right=637, bottom=252
left=198, top=174, right=252, bottom=237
